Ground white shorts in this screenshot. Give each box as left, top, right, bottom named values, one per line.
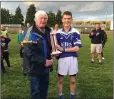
left=91, top=44, right=102, bottom=53
left=57, top=57, right=78, bottom=75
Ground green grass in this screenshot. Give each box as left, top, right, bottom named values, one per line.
left=1, top=32, right=113, bottom=99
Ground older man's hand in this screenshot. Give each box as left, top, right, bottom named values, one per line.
left=44, top=59, right=53, bottom=67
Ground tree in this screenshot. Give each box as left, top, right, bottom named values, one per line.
left=47, top=11, right=56, bottom=27
left=13, top=6, right=24, bottom=25
left=1, top=8, right=10, bottom=24
left=56, top=9, right=62, bottom=26
left=9, top=13, right=14, bottom=24
left=25, top=4, right=36, bottom=25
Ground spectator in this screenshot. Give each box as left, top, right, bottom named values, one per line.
left=53, top=24, right=59, bottom=32
left=89, top=23, right=106, bottom=64
left=17, top=27, right=24, bottom=58
left=101, top=27, right=107, bottom=59
left=1, top=34, right=11, bottom=68
left=26, top=23, right=30, bottom=28
left=1, top=25, right=8, bottom=37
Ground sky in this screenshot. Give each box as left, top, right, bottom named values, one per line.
left=1, top=1, right=113, bottom=21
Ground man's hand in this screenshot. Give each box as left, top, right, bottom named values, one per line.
left=56, top=44, right=63, bottom=52
left=90, top=32, right=94, bottom=36
left=20, top=42, right=23, bottom=46
left=44, top=59, right=53, bottom=67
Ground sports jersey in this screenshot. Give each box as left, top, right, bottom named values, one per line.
left=56, top=27, right=82, bottom=59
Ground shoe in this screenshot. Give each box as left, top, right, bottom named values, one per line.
left=99, top=62, right=102, bottom=65
left=102, top=57, right=105, bottom=60
left=59, top=95, right=64, bottom=99
left=70, top=94, right=75, bottom=99
left=90, top=61, right=94, bottom=63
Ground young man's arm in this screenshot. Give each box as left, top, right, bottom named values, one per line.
left=65, top=46, right=79, bottom=52
left=56, top=44, right=79, bottom=52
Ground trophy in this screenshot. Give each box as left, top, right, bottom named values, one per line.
left=50, top=31, right=62, bottom=55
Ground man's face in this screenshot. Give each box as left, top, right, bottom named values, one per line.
left=62, top=15, right=72, bottom=27
left=1, top=25, right=5, bottom=31
left=35, top=15, right=48, bottom=29
left=95, top=24, right=100, bottom=30
left=27, top=23, right=30, bottom=27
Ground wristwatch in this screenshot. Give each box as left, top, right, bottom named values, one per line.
left=62, top=48, right=65, bottom=52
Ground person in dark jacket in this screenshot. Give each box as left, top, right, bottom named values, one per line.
left=101, top=27, right=107, bottom=59
left=1, top=35, right=11, bottom=70
left=22, top=10, right=53, bottom=99
left=89, top=23, right=106, bottom=64
left=1, top=49, right=5, bottom=73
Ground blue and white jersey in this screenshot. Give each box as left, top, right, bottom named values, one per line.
left=56, top=27, right=82, bottom=59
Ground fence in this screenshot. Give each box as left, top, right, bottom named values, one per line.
left=1, top=24, right=22, bottom=33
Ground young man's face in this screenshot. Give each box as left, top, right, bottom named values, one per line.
left=35, top=15, right=48, bottom=29
left=62, top=15, right=72, bottom=27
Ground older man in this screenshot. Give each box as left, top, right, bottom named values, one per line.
left=22, top=10, right=53, bottom=99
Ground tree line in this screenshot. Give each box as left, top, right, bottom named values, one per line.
left=1, top=4, right=111, bottom=28
left=1, top=4, right=62, bottom=27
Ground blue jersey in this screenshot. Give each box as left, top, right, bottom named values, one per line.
left=56, top=27, right=82, bottom=59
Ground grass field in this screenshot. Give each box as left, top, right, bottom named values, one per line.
left=1, top=32, right=113, bottom=99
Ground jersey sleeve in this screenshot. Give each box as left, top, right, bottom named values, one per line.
left=73, top=33, right=82, bottom=47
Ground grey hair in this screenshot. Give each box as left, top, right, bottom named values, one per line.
left=34, top=10, right=48, bottom=22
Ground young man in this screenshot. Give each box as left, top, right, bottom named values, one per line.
left=55, top=11, right=82, bottom=99
left=89, top=23, right=106, bottom=64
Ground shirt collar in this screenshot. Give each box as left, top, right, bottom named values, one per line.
left=62, top=26, right=72, bottom=32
